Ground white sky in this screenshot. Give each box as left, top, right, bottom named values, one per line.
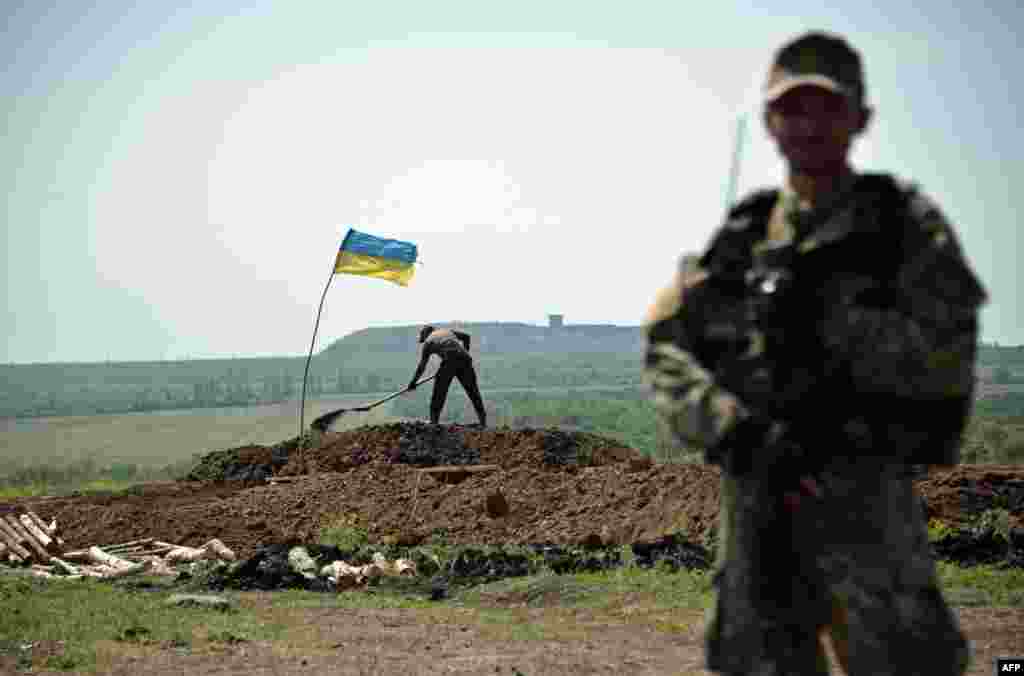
left=3, top=1, right=1021, bottom=363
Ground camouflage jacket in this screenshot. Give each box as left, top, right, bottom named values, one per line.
left=643, top=173, right=988, bottom=466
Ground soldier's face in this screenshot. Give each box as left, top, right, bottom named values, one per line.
left=764, top=86, right=870, bottom=175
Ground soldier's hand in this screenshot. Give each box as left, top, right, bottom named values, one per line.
left=407, top=381, right=418, bottom=391
left=643, top=254, right=708, bottom=329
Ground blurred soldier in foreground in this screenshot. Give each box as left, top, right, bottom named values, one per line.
left=643, top=31, right=987, bottom=675
left=408, top=325, right=487, bottom=427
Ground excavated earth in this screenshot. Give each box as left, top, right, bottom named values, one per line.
left=3, top=422, right=1024, bottom=570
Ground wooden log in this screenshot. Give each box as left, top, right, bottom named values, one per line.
left=4, top=516, right=49, bottom=562
left=19, top=514, right=54, bottom=551
left=116, top=545, right=179, bottom=560
left=0, top=525, right=32, bottom=562
left=27, top=512, right=65, bottom=549
left=153, top=541, right=183, bottom=550
left=0, top=517, right=30, bottom=553
left=26, top=511, right=55, bottom=536
left=99, top=537, right=154, bottom=551
left=49, top=558, right=81, bottom=576
left=59, top=549, right=92, bottom=563
left=203, top=539, right=236, bottom=562
left=164, top=546, right=206, bottom=564
left=86, top=546, right=134, bottom=570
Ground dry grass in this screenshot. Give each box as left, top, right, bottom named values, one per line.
left=0, top=398, right=400, bottom=480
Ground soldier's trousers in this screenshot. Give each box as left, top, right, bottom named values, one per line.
left=705, top=456, right=970, bottom=676
left=430, top=354, right=487, bottom=425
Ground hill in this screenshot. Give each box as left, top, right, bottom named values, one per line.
left=321, top=321, right=643, bottom=359
left=0, top=321, right=644, bottom=419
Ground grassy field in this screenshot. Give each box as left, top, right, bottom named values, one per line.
left=3, top=387, right=1022, bottom=497
left=0, top=396, right=400, bottom=495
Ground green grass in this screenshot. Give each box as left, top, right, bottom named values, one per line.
left=456, top=565, right=717, bottom=611
left=1, top=559, right=1020, bottom=671
left=936, top=561, right=1024, bottom=607
left=316, top=512, right=371, bottom=550
left=0, top=574, right=286, bottom=672
left=268, top=587, right=436, bottom=611
left=0, top=479, right=146, bottom=500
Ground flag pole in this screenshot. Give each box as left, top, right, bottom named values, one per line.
left=724, top=112, right=747, bottom=211
left=298, top=264, right=336, bottom=440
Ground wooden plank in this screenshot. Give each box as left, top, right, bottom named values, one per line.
left=153, top=541, right=182, bottom=550
left=5, top=516, right=50, bottom=563
left=26, top=511, right=55, bottom=536
left=418, top=464, right=500, bottom=474
left=19, top=514, right=54, bottom=550
left=27, top=512, right=65, bottom=549
left=86, top=546, right=134, bottom=570
left=59, top=549, right=92, bottom=562
left=99, top=537, right=154, bottom=551
left=50, top=558, right=80, bottom=576
left=0, top=518, right=34, bottom=562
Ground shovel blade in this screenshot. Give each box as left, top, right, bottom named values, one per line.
left=311, top=409, right=348, bottom=432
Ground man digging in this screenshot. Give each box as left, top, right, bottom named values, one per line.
left=408, top=325, right=487, bottom=428
left=644, top=31, right=986, bottom=675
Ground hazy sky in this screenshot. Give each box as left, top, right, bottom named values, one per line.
left=4, top=1, right=1020, bottom=363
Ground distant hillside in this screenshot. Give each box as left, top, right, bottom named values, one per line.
left=0, top=322, right=644, bottom=419
left=320, top=321, right=643, bottom=361
left=5, top=327, right=1019, bottom=420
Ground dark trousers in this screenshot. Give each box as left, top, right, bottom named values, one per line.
left=430, top=354, right=486, bottom=425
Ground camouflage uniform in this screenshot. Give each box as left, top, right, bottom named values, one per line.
left=643, top=172, right=987, bottom=675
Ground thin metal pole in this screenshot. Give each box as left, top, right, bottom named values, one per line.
left=299, top=266, right=336, bottom=440
left=724, top=113, right=747, bottom=211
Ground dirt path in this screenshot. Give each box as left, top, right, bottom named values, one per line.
left=31, top=601, right=1024, bottom=675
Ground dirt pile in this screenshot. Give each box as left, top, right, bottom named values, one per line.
left=3, top=423, right=1024, bottom=573
left=276, top=423, right=640, bottom=476
left=185, top=437, right=299, bottom=482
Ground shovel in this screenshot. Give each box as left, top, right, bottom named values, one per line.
left=310, top=373, right=438, bottom=432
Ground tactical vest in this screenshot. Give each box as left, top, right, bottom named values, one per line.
left=686, top=173, right=970, bottom=464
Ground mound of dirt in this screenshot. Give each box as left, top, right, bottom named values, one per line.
left=4, top=423, right=1024, bottom=573
left=277, top=422, right=642, bottom=476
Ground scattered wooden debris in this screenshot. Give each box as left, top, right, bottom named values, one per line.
left=0, top=511, right=235, bottom=580
left=314, top=549, right=417, bottom=590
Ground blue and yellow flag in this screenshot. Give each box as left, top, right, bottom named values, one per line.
left=334, top=228, right=418, bottom=287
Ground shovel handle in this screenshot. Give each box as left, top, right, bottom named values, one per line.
left=364, top=373, right=438, bottom=410
left=311, top=372, right=438, bottom=430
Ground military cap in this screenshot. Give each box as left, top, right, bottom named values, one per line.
left=764, top=31, right=866, bottom=105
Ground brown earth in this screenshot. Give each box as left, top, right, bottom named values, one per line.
left=13, top=598, right=1024, bottom=675
left=3, top=423, right=1024, bottom=675
left=1, top=424, right=1022, bottom=560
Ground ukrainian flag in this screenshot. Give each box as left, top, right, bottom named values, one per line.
left=334, top=228, right=418, bottom=287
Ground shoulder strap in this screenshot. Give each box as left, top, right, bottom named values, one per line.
left=699, top=189, right=779, bottom=277
left=849, top=172, right=914, bottom=277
